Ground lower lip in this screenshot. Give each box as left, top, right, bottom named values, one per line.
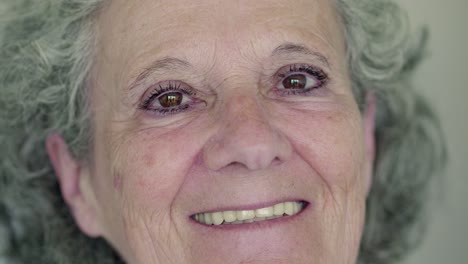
left=190, top=201, right=310, bottom=230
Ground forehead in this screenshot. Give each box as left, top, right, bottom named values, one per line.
left=95, top=0, right=345, bottom=83
left=98, top=0, right=341, bottom=29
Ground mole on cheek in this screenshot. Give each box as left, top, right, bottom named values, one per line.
left=326, top=114, right=337, bottom=121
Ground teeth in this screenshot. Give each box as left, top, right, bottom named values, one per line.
left=223, top=211, right=236, bottom=223
left=193, top=201, right=304, bottom=226
left=284, top=201, right=294, bottom=216
left=204, top=213, right=212, bottom=225
left=236, top=210, right=255, bottom=221
left=255, top=206, right=273, bottom=218
left=212, top=212, right=224, bottom=225
left=273, top=202, right=285, bottom=216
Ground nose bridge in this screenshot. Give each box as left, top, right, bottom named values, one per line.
left=203, top=93, right=292, bottom=171
left=224, top=94, right=269, bottom=134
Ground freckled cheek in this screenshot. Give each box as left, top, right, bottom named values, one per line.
left=114, top=133, right=198, bottom=208
left=283, top=112, right=365, bottom=185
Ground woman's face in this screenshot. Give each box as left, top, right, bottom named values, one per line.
left=79, top=0, right=374, bottom=263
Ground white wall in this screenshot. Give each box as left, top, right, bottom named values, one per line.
left=394, top=0, right=468, bottom=263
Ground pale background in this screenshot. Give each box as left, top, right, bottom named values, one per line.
left=394, top=0, right=468, bottom=264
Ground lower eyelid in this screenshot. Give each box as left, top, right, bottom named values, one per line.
left=144, top=98, right=208, bottom=117
left=273, top=87, right=316, bottom=96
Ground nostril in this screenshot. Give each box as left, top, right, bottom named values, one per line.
left=271, top=157, right=283, bottom=166
left=226, top=161, right=243, bottom=168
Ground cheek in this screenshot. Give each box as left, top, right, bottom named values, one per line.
left=112, top=129, right=200, bottom=209
left=284, top=110, right=365, bottom=191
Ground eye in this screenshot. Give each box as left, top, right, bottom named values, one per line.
left=279, top=74, right=316, bottom=90
left=275, top=64, right=328, bottom=94
left=139, top=81, right=202, bottom=116
left=156, top=91, right=185, bottom=108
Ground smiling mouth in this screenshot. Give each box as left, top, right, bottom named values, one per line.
left=192, top=201, right=306, bottom=226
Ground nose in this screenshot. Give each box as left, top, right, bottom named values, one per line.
left=203, top=95, right=293, bottom=171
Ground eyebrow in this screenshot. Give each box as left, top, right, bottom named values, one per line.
left=271, top=43, right=331, bottom=67
left=128, top=43, right=330, bottom=90
left=128, top=57, right=192, bottom=90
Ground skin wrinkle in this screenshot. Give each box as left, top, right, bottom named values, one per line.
left=293, top=103, right=362, bottom=197
left=106, top=130, right=133, bottom=197
left=113, top=172, right=123, bottom=192
left=160, top=212, right=187, bottom=264
left=107, top=112, right=209, bottom=262
left=115, top=134, right=182, bottom=260
left=126, top=202, right=180, bottom=264
left=114, top=6, right=340, bottom=98
left=166, top=162, right=191, bottom=263
left=118, top=194, right=137, bottom=262
left=122, top=37, right=342, bottom=112
left=271, top=43, right=331, bottom=68
left=144, top=221, right=159, bottom=264
left=127, top=57, right=193, bottom=92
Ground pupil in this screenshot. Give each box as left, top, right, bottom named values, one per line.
left=283, top=74, right=306, bottom=89
left=159, top=92, right=183, bottom=107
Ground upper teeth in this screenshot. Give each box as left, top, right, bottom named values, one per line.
left=193, top=201, right=304, bottom=225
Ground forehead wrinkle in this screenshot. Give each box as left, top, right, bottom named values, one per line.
left=127, top=57, right=192, bottom=90
left=271, top=43, right=331, bottom=68
left=100, top=0, right=347, bottom=100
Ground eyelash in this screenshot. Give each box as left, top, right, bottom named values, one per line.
left=138, top=64, right=329, bottom=116
left=274, top=64, right=329, bottom=96
left=138, top=82, right=197, bottom=115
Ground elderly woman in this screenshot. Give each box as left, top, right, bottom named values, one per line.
left=0, top=0, right=446, bottom=263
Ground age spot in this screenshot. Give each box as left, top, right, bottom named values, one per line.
left=113, top=173, right=123, bottom=192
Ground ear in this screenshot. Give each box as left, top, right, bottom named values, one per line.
left=363, top=92, right=376, bottom=196
left=46, top=133, right=103, bottom=237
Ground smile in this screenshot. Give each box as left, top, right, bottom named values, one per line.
left=192, top=201, right=306, bottom=226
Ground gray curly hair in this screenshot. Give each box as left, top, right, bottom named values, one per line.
left=0, top=0, right=447, bottom=263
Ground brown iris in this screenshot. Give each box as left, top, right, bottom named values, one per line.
left=282, top=74, right=307, bottom=89
left=159, top=92, right=183, bottom=108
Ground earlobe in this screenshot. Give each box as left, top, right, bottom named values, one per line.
left=46, top=133, right=102, bottom=237
left=363, top=92, right=377, bottom=196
